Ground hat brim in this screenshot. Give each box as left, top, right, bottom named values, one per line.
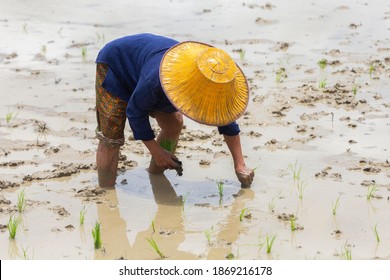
left=160, top=41, right=249, bottom=127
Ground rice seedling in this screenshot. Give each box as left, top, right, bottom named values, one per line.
left=226, top=252, right=235, bottom=260
left=369, top=62, right=375, bottom=77
left=268, top=191, right=281, bottom=212
left=6, top=107, right=19, bottom=124
left=268, top=197, right=277, bottom=212
left=319, top=78, right=327, bottom=89
left=288, top=160, right=302, bottom=181
left=290, top=215, right=297, bottom=231
left=92, top=221, right=102, bottom=249
left=372, top=224, right=380, bottom=243
left=203, top=226, right=215, bottom=245
left=41, top=44, right=47, bottom=55
left=275, top=67, right=287, bottom=83
left=317, top=59, right=328, bottom=70
left=146, top=237, right=165, bottom=259
left=17, top=189, right=26, bottom=213
left=332, top=196, right=340, bottom=216
left=22, top=246, right=33, bottom=260
left=265, top=234, right=277, bottom=254
left=79, top=205, right=87, bottom=225
left=81, top=46, right=87, bottom=59
left=217, top=181, right=224, bottom=197
left=340, top=240, right=352, bottom=260
left=366, top=184, right=378, bottom=201
left=239, top=207, right=251, bottom=222
left=296, top=178, right=307, bottom=200
left=239, top=49, right=246, bottom=60
left=159, top=139, right=176, bottom=152
left=8, top=215, right=22, bottom=239
left=352, top=80, right=362, bottom=95
left=151, top=219, right=155, bottom=233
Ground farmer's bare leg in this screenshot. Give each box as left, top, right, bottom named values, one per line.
left=95, top=63, right=126, bottom=188
left=96, top=141, right=120, bottom=188
left=148, top=111, right=183, bottom=173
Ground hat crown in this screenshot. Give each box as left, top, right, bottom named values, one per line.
left=197, top=48, right=236, bottom=83
left=160, top=41, right=249, bottom=126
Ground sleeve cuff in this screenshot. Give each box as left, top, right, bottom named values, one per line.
left=217, top=122, right=240, bottom=136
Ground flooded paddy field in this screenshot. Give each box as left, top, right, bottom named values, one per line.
left=0, top=0, right=389, bottom=260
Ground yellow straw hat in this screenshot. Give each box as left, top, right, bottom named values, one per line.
left=160, top=41, right=249, bottom=126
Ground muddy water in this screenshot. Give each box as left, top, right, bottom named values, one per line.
left=0, top=0, right=389, bottom=259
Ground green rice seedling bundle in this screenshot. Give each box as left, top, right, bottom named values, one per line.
left=8, top=215, right=22, bottom=239
left=159, top=139, right=176, bottom=152
left=17, top=189, right=26, bottom=213
left=217, top=181, right=224, bottom=197
left=319, top=78, right=327, bottom=89
left=239, top=208, right=251, bottom=222
left=92, top=221, right=102, bottom=249
left=317, top=59, right=328, bottom=70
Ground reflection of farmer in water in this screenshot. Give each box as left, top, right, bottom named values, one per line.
left=95, top=173, right=195, bottom=260
left=95, top=33, right=254, bottom=189
left=95, top=173, right=254, bottom=260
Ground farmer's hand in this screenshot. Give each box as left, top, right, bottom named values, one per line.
left=149, top=147, right=179, bottom=174
left=235, top=166, right=254, bottom=188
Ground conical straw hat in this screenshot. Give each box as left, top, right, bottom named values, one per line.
left=160, top=41, right=249, bottom=126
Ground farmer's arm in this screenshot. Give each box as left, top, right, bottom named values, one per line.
left=127, top=80, right=179, bottom=171
left=219, top=122, right=254, bottom=188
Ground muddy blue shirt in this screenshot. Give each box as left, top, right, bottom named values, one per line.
left=96, top=33, right=240, bottom=140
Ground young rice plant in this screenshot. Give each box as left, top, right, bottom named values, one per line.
left=92, top=221, right=102, bottom=249
left=367, top=184, right=378, bottom=201
left=372, top=224, right=380, bottom=243
left=146, top=237, right=165, bottom=259
left=239, top=208, right=251, bottom=222
left=317, top=59, right=328, bottom=70
left=288, top=160, right=302, bottom=181
left=17, top=189, right=26, bottom=213
left=203, top=226, right=215, bottom=245
left=8, top=215, right=22, bottom=239
left=79, top=206, right=87, bottom=225
left=332, top=196, right=340, bottom=216
left=265, top=234, right=277, bottom=254
left=217, top=181, right=224, bottom=198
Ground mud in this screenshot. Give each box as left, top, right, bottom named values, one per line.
left=0, top=0, right=389, bottom=260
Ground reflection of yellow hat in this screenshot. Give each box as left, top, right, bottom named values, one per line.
left=160, top=41, right=249, bottom=126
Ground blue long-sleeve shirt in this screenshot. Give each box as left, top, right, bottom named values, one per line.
left=96, top=33, right=240, bottom=140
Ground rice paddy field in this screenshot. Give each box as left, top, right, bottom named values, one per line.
left=0, top=0, right=389, bottom=260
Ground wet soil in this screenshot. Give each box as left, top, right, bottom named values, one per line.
left=0, top=0, right=389, bottom=260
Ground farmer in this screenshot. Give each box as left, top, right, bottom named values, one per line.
left=95, top=33, right=254, bottom=188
